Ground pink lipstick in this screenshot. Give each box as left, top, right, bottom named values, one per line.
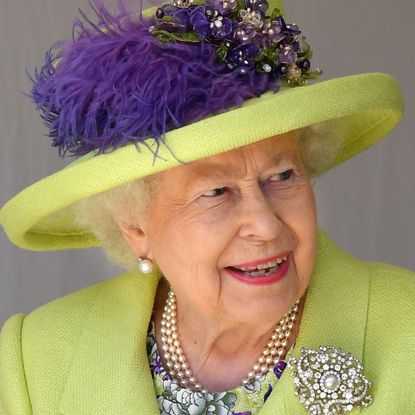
left=225, top=252, right=291, bottom=286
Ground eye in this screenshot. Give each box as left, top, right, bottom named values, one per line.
left=264, top=169, right=299, bottom=191
left=201, top=187, right=227, bottom=197
left=269, top=169, right=295, bottom=182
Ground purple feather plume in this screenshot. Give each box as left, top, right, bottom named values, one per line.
left=30, top=0, right=280, bottom=157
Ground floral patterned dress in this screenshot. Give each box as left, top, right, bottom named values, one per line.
left=147, top=321, right=289, bottom=415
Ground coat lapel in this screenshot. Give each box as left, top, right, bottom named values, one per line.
left=58, top=272, right=161, bottom=415
left=259, top=229, right=370, bottom=414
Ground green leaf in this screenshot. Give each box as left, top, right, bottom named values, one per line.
left=153, top=30, right=175, bottom=43
left=300, top=39, right=310, bottom=54
left=236, top=0, right=245, bottom=11
left=152, top=30, right=201, bottom=43
left=304, top=50, right=313, bottom=60
left=216, top=42, right=229, bottom=62
left=254, top=60, right=265, bottom=72
left=171, top=31, right=201, bottom=42
left=161, top=15, right=175, bottom=23
left=307, top=68, right=323, bottom=79
left=270, top=7, right=282, bottom=20
left=229, top=8, right=240, bottom=19
left=253, top=52, right=274, bottom=73
left=262, top=47, right=277, bottom=60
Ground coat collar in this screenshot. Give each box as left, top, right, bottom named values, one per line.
left=58, top=271, right=162, bottom=415
left=59, top=229, right=370, bottom=415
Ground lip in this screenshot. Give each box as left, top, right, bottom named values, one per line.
left=230, top=251, right=291, bottom=269
left=225, top=252, right=292, bottom=286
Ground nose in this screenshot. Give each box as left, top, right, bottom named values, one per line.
left=237, top=187, right=282, bottom=243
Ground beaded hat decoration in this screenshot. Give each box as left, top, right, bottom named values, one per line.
left=30, top=0, right=321, bottom=158
left=150, top=0, right=322, bottom=80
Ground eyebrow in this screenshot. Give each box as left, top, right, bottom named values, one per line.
left=186, top=151, right=301, bottom=185
left=265, top=152, right=302, bottom=169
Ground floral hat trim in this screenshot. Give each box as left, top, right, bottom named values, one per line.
left=151, top=0, right=322, bottom=82
left=29, top=0, right=321, bottom=158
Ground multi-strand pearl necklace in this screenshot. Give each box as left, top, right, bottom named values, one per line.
left=160, top=290, right=300, bottom=392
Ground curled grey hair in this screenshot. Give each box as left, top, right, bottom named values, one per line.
left=73, top=121, right=348, bottom=270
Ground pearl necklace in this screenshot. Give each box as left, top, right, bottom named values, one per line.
left=160, top=290, right=300, bottom=392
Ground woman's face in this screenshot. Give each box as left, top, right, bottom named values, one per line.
left=136, top=132, right=317, bottom=325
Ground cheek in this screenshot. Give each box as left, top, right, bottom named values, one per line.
left=269, top=184, right=316, bottom=280
left=270, top=181, right=316, bottom=228
left=149, top=215, right=236, bottom=311
left=149, top=210, right=234, bottom=280
left=292, top=187, right=317, bottom=237
left=290, top=188, right=317, bottom=284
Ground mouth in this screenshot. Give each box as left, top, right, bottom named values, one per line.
left=224, top=252, right=291, bottom=286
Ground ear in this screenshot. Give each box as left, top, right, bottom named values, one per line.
left=117, top=219, right=155, bottom=261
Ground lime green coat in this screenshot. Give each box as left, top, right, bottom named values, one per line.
left=1, top=229, right=415, bottom=414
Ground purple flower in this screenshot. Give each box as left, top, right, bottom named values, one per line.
left=275, top=16, right=301, bottom=36
left=298, top=59, right=311, bottom=71
left=239, top=9, right=263, bottom=29
left=173, top=7, right=198, bottom=29
left=244, top=0, right=269, bottom=16
left=157, top=4, right=199, bottom=31
left=278, top=43, right=297, bottom=63
left=150, top=352, right=166, bottom=377
left=212, top=0, right=237, bottom=14
left=211, top=16, right=233, bottom=39
left=191, top=5, right=233, bottom=39
left=262, top=16, right=301, bottom=46
left=227, top=43, right=260, bottom=74
left=272, top=63, right=289, bottom=79
left=285, top=22, right=301, bottom=35
left=263, top=18, right=286, bottom=43
left=234, top=22, right=258, bottom=43
left=191, top=6, right=212, bottom=37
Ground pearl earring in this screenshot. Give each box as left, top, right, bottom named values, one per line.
left=138, top=257, right=153, bottom=274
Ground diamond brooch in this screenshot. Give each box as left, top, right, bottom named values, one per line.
left=287, top=346, right=373, bottom=415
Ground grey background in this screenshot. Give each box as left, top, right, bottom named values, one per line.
left=1, top=0, right=414, bottom=327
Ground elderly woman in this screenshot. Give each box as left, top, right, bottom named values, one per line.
left=0, top=0, right=414, bottom=414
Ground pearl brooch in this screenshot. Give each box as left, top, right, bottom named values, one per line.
left=288, top=345, right=373, bottom=414
left=160, top=290, right=300, bottom=391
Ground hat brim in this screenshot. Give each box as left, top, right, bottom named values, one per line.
left=0, top=72, right=404, bottom=251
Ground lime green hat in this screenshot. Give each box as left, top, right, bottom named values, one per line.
left=0, top=0, right=404, bottom=251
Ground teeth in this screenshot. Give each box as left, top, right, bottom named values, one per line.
left=242, top=264, right=279, bottom=278
left=246, top=269, right=271, bottom=278
left=238, top=255, right=288, bottom=272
